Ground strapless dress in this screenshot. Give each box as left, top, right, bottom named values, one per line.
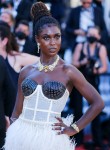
left=4, top=78, right=75, bottom=150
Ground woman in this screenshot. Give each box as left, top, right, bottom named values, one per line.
left=73, top=26, right=107, bottom=77
left=0, top=22, right=39, bottom=118
left=0, top=56, right=16, bottom=149
left=72, top=26, right=107, bottom=148
left=4, top=2, right=104, bottom=150
left=0, top=23, right=39, bottom=92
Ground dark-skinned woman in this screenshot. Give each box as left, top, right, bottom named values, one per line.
left=4, top=2, right=104, bottom=150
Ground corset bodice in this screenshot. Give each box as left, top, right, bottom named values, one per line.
left=19, top=78, right=69, bottom=124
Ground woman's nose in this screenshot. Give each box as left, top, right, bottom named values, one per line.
left=50, top=38, right=55, bottom=45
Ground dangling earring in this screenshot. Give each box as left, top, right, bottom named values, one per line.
left=37, top=43, right=40, bottom=53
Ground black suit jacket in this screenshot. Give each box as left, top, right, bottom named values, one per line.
left=66, top=6, right=108, bottom=48
left=22, top=37, right=40, bottom=56
left=16, top=0, right=32, bottom=25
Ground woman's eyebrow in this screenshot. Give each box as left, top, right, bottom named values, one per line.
left=42, top=33, right=61, bottom=36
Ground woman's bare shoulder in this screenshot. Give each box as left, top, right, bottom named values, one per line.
left=59, top=58, right=78, bottom=73
left=19, top=64, right=36, bottom=80
left=63, top=63, right=81, bottom=77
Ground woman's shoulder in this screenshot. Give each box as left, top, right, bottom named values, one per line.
left=99, top=43, right=106, bottom=50
left=62, top=62, right=85, bottom=88
left=60, top=58, right=77, bottom=70
left=19, top=64, right=36, bottom=79
left=62, top=61, right=80, bottom=76
left=97, top=43, right=107, bottom=53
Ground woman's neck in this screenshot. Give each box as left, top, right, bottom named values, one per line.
left=40, top=54, right=58, bottom=66
left=88, top=42, right=97, bottom=50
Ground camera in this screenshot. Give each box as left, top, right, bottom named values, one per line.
left=88, top=56, right=98, bottom=65
left=86, top=56, right=101, bottom=75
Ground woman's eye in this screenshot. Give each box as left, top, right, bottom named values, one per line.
left=43, top=37, right=49, bottom=40
left=55, top=35, right=61, bottom=39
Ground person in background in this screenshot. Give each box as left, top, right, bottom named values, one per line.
left=50, top=0, right=66, bottom=25
left=93, top=0, right=103, bottom=9
left=65, top=0, right=108, bottom=145
left=4, top=2, right=104, bottom=150
left=0, top=0, right=17, bottom=18
left=65, top=0, right=108, bottom=53
left=0, top=10, right=15, bottom=32
left=0, top=22, right=39, bottom=107
left=14, top=0, right=32, bottom=26
left=73, top=26, right=108, bottom=149
left=0, top=56, right=16, bottom=149
left=15, top=20, right=38, bottom=56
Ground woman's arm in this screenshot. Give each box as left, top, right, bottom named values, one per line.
left=72, top=43, right=88, bottom=68
left=70, top=66, right=104, bottom=130
left=53, top=65, right=104, bottom=136
left=20, top=53, right=39, bottom=67
left=10, top=67, right=27, bottom=123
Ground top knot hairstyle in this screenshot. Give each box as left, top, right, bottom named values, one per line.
left=31, top=1, right=60, bottom=37
left=31, top=1, right=51, bottom=22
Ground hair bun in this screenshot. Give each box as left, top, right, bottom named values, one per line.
left=31, top=1, right=51, bottom=21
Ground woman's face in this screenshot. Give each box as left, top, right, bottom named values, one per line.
left=36, top=25, right=61, bottom=57
left=0, top=37, right=5, bottom=49
left=87, top=28, right=100, bottom=39
left=0, top=12, right=13, bottom=27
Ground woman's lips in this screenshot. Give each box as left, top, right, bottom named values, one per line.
left=49, top=48, right=57, bottom=52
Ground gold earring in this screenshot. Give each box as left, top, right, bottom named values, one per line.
left=37, top=43, right=40, bottom=53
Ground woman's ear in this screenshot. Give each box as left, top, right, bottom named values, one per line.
left=2, top=37, right=8, bottom=46
left=35, top=35, right=39, bottom=43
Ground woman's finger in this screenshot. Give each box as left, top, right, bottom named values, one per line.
left=55, top=117, right=63, bottom=122
left=52, top=127, right=61, bottom=131
left=56, top=127, right=65, bottom=135
left=52, top=122, right=62, bottom=126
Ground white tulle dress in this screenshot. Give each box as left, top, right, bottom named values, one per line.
left=4, top=78, right=75, bottom=150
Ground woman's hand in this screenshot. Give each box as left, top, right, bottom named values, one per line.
left=52, top=117, right=77, bottom=136
left=74, top=29, right=86, bottom=36
left=93, top=68, right=99, bottom=74
left=80, top=57, right=89, bottom=66
left=5, top=116, right=10, bottom=130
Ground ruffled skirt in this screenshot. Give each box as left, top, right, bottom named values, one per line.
left=4, top=118, right=75, bottom=150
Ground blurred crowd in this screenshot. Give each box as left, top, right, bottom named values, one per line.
left=0, top=0, right=110, bottom=149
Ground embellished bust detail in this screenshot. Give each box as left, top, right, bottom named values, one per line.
left=38, top=55, right=59, bottom=72
left=21, top=78, right=66, bottom=99
left=42, top=81, right=66, bottom=99
left=21, top=78, right=37, bottom=96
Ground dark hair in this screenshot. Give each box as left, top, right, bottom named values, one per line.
left=1, top=1, right=14, bottom=8
left=0, top=21, right=18, bottom=52
left=31, top=1, right=61, bottom=37
left=17, top=20, right=29, bottom=27
left=0, top=24, right=18, bottom=53
left=0, top=20, right=10, bottom=29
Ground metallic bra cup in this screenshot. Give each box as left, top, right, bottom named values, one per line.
left=21, top=78, right=66, bottom=100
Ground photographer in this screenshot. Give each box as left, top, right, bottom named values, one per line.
left=72, top=26, right=108, bottom=149
left=73, top=26, right=107, bottom=86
